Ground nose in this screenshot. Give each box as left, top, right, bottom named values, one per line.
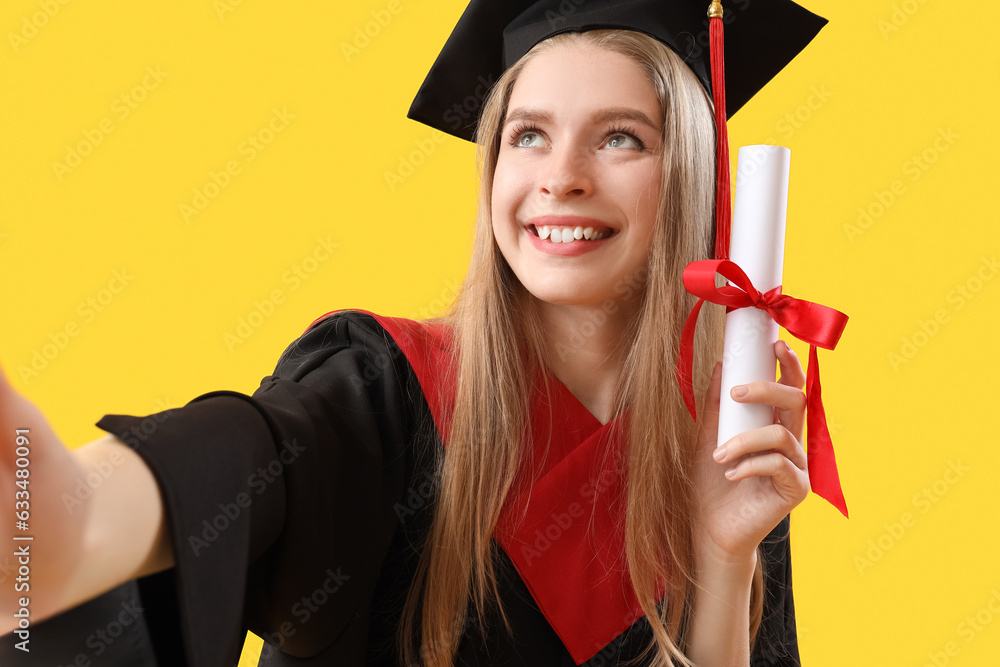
left=539, top=142, right=593, bottom=199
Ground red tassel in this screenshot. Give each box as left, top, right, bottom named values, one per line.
left=709, top=3, right=731, bottom=261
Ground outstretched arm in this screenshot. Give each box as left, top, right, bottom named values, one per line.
left=0, top=365, right=172, bottom=636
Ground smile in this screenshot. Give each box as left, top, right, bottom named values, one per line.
left=523, top=216, right=617, bottom=257
left=530, top=224, right=613, bottom=242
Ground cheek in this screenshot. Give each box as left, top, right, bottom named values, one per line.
left=491, top=164, right=525, bottom=225
left=632, top=169, right=661, bottom=234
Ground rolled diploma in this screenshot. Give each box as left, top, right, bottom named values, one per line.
left=717, top=145, right=790, bottom=448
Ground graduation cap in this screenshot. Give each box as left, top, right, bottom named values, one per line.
left=407, top=0, right=828, bottom=260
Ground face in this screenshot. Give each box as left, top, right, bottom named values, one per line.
left=491, top=43, right=664, bottom=310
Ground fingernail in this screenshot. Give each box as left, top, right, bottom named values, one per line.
left=783, top=340, right=792, bottom=353
left=725, top=467, right=737, bottom=479
left=731, top=385, right=748, bottom=398
left=713, top=446, right=728, bottom=462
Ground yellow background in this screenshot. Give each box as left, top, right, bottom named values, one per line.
left=2, top=1, right=998, bottom=664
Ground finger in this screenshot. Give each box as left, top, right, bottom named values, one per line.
left=723, top=452, right=810, bottom=504
left=775, top=340, right=806, bottom=390
left=714, top=424, right=806, bottom=471
left=729, top=380, right=807, bottom=438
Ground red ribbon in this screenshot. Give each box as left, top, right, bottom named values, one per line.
left=676, top=259, right=850, bottom=517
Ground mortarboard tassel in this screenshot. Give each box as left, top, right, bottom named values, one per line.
left=708, top=0, right=731, bottom=261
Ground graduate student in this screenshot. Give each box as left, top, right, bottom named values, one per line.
left=1, top=1, right=834, bottom=664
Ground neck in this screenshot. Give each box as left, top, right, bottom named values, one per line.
left=534, top=297, right=640, bottom=425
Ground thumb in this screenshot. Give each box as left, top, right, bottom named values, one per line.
left=702, top=361, right=722, bottom=422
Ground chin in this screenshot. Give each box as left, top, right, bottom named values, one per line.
left=523, top=282, right=612, bottom=309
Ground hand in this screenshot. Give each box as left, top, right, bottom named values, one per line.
left=692, top=340, right=810, bottom=563
left=0, top=362, right=90, bottom=635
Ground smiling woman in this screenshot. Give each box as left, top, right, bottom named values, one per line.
left=399, top=26, right=786, bottom=667
left=0, top=1, right=828, bottom=666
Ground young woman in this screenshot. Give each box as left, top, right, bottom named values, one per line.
left=1, top=2, right=827, bottom=665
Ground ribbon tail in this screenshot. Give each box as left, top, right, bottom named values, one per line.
left=676, top=298, right=707, bottom=421
left=805, top=345, right=849, bottom=517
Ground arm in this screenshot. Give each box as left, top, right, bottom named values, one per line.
left=686, top=546, right=757, bottom=665
left=58, top=434, right=173, bottom=616
left=687, top=341, right=810, bottom=666
left=0, top=369, right=171, bottom=636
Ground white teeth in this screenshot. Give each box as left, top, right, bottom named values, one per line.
left=534, top=225, right=612, bottom=242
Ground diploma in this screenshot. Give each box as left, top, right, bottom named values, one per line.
left=716, top=145, right=791, bottom=448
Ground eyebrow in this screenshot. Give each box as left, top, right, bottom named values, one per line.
left=504, top=106, right=661, bottom=131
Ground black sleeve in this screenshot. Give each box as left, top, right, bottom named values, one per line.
left=750, top=514, right=801, bottom=666
left=0, top=579, right=159, bottom=666
left=92, top=311, right=421, bottom=667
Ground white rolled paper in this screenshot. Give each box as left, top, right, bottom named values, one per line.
left=717, top=145, right=791, bottom=448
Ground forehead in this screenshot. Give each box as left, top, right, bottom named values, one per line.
left=507, top=43, right=661, bottom=118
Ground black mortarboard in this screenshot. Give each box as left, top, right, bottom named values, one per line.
left=407, top=0, right=828, bottom=143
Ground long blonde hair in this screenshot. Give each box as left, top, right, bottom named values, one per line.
left=400, top=29, right=763, bottom=666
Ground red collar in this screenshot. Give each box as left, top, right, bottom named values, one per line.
left=310, top=310, right=643, bottom=664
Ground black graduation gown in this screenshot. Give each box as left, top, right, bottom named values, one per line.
left=7, top=310, right=800, bottom=666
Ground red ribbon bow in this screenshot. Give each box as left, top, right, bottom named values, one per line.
left=676, top=259, right=850, bottom=517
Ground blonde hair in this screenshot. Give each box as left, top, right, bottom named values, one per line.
left=400, top=29, right=763, bottom=666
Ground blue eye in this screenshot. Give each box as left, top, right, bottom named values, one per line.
left=509, top=122, right=546, bottom=148
left=517, top=131, right=544, bottom=147
left=605, top=126, right=645, bottom=151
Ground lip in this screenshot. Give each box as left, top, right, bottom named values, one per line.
left=524, top=215, right=617, bottom=257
